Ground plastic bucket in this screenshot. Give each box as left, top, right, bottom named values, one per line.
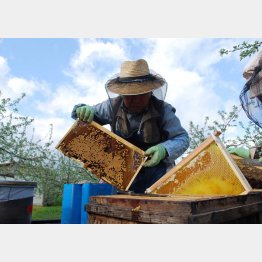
left=61, top=183, right=117, bottom=224
left=0, top=180, right=37, bottom=224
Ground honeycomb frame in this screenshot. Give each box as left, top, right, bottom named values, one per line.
left=56, top=120, right=147, bottom=191
left=146, top=132, right=252, bottom=196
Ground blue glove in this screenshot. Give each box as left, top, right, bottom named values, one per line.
left=76, top=105, right=95, bottom=123
left=144, top=144, right=167, bottom=167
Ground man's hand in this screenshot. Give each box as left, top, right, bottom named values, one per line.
left=76, top=105, right=95, bottom=123
left=144, top=144, right=167, bottom=167
left=227, top=147, right=250, bottom=159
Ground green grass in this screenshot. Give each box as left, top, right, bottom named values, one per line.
left=32, top=206, right=62, bottom=220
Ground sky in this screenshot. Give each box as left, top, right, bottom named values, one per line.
left=1, top=0, right=262, bottom=259
left=1, top=38, right=260, bottom=148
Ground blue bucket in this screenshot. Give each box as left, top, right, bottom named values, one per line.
left=61, top=183, right=117, bottom=224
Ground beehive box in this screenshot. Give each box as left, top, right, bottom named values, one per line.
left=86, top=191, right=262, bottom=223
left=146, top=132, right=252, bottom=196
left=56, top=120, right=147, bottom=191
left=231, top=154, right=262, bottom=189
left=85, top=190, right=262, bottom=224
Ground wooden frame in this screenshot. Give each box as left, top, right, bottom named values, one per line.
left=211, top=133, right=252, bottom=192
left=56, top=120, right=147, bottom=191
left=146, top=131, right=252, bottom=195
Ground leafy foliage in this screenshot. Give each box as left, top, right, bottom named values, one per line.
left=188, top=40, right=262, bottom=153
left=0, top=94, right=98, bottom=206
left=188, top=105, right=262, bottom=152
left=220, top=40, right=262, bottom=60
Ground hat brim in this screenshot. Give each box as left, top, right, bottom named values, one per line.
left=106, top=78, right=166, bottom=95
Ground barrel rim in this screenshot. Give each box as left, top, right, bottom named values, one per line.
left=0, top=180, right=37, bottom=187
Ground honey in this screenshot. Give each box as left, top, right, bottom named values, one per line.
left=56, top=120, right=146, bottom=191
left=147, top=134, right=251, bottom=196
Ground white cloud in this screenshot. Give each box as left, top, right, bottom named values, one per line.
left=62, top=38, right=251, bottom=137
left=136, top=39, right=222, bottom=127
left=71, top=39, right=126, bottom=69
left=7, top=77, right=38, bottom=96
left=56, top=38, right=130, bottom=107
left=35, top=82, right=108, bottom=119
left=0, top=56, right=46, bottom=102
left=69, top=39, right=127, bottom=86
left=1, top=38, right=256, bottom=147
left=0, top=56, right=10, bottom=77
left=36, top=85, right=82, bottom=115
left=32, top=117, right=74, bottom=147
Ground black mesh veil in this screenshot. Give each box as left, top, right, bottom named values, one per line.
left=240, top=65, right=262, bottom=128
left=105, top=69, right=168, bottom=113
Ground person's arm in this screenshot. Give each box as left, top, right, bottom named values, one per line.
left=160, top=104, right=190, bottom=163
left=93, top=100, right=113, bottom=125
left=228, top=146, right=262, bottom=162
left=144, top=103, right=189, bottom=167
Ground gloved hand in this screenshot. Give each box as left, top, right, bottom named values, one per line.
left=259, top=157, right=262, bottom=162
left=227, top=147, right=250, bottom=159
left=76, top=105, right=95, bottom=123
left=144, top=144, right=167, bottom=167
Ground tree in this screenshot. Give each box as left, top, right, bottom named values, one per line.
left=220, top=40, right=262, bottom=60
left=0, top=93, right=98, bottom=206
left=188, top=40, right=262, bottom=151
left=188, top=105, right=262, bottom=153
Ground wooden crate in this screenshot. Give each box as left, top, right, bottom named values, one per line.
left=85, top=190, right=262, bottom=224
left=145, top=132, right=252, bottom=196
left=56, top=120, right=146, bottom=191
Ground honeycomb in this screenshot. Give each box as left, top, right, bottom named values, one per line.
left=56, top=121, right=146, bottom=191
left=148, top=139, right=251, bottom=196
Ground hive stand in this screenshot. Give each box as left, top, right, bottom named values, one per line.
left=146, top=131, right=252, bottom=196
left=56, top=120, right=147, bottom=191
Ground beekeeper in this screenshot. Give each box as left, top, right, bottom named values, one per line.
left=71, top=59, right=189, bottom=193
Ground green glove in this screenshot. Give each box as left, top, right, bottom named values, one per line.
left=227, top=147, right=250, bottom=159
left=76, top=105, right=95, bottom=123
left=144, top=144, right=167, bottom=167
left=259, top=157, right=262, bottom=162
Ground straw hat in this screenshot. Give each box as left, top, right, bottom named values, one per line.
left=243, top=51, right=262, bottom=99
left=243, top=51, right=262, bottom=98
left=106, top=59, right=166, bottom=95
left=243, top=50, right=262, bottom=81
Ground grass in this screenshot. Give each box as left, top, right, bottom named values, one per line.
left=32, top=205, right=62, bottom=221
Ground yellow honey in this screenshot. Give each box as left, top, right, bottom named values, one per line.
left=153, top=142, right=246, bottom=196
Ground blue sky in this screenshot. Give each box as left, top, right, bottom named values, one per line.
left=0, top=38, right=260, bottom=147
left=0, top=39, right=77, bottom=84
